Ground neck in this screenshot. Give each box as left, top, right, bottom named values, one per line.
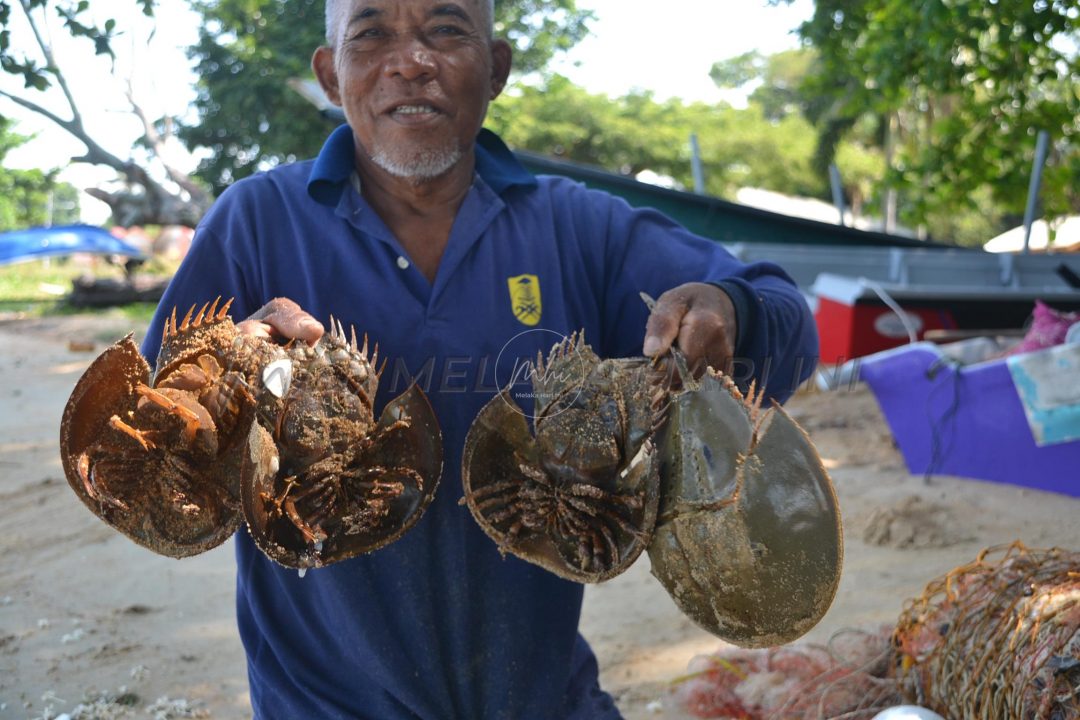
left=356, top=149, right=476, bottom=218
left=355, top=150, right=476, bottom=284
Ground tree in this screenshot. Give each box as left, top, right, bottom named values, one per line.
left=788, top=0, right=1080, bottom=242
left=486, top=74, right=828, bottom=201
left=0, top=0, right=211, bottom=227
left=0, top=116, right=80, bottom=229
left=710, top=47, right=888, bottom=219
left=182, top=0, right=593, bottom=194
left=710, top=48, right=820, bottom=123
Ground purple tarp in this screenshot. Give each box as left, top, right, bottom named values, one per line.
left=857, top=342, right=1079, bottom=497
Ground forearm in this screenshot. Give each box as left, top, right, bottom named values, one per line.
left=723, top=273, right=818, bottom=404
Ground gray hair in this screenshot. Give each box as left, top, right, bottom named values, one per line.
left=325, top=0, right=495, bottom=45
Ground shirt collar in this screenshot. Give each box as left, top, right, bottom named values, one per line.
left=307, top=125, right=537, bottom=206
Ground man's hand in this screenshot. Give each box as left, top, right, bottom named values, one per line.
left=643, top=282, right=737, bottom=379
left=236, top=297, right=324, bottom=346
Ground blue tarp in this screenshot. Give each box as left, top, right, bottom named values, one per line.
left=0, top=224, right=146, bottom=266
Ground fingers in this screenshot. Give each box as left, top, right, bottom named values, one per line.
left=642, top=283, right=737, bottom=379
left=238, top=297, right=324, bottom=346
left=678, top=303, right=733, bottom=374
left=643, top=295, right=685, bottom=358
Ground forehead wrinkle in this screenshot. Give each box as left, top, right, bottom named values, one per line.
left=329, top=0, right=493, bottom=45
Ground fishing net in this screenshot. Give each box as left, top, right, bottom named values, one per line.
left=664, top=542, right=1079, bottom=720
left=893, top=542, right=1080, bottom=719
left=663, top=628, right=904, bottom=719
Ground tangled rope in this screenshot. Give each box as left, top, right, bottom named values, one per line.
left=894, top=542, right=1079, bottom=719
left=665, top=542, right=1079, bottom=719
left=664, top=628, right=904, bottom=719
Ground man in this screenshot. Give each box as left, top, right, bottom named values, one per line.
left=142, top=0, right=818, bottom=717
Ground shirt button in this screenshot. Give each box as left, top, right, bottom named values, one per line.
left=396, top=256, right=410, bottom=270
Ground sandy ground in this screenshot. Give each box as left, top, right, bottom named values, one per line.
left=1, top=311, right=1077, bottom=720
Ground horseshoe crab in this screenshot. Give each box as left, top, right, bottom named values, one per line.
left=60, top=299, right=443, bottom=568
left=648, top=363, right=843, bottom=647
left=60, top=298, right=257, bottom=556
left=461, top=332, right=665, bottom=582
left=241, top=320, right=442, bottom=569
left=462, top=326, right=842, bottom=647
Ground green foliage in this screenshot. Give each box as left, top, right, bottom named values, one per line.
left=709, top=51, right=763, bottom=90
left=0, top=118, right=80, bottom=230
left=496, top=0, right=592, bottom=78
left=180, top=0, right=329, bottom=193
left=711, top=49, right=820, bottom=123
left=790, top=0, right=1080, bottom=242
left=487, top=75, right=829, bottom=201
left=0, top=166, right=53, bottom=229
left=0, top=0, right=154, bottom=91
left=182, top=0, right=594, bottom=193
left=747, top=48, right=820, bottom=123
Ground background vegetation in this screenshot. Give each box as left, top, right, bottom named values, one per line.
left=0, top=0, right=1077, bottom=248
left=0, top=117, right=80, bottom=231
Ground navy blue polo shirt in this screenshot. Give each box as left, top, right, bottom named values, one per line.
left=142, top=126, right=817, bottom=720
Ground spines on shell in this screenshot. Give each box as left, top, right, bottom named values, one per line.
left=162, top=296, right=234, bottom=346
left=530, top=330, right=601, bottom=418
left=325, top=315, right=384, bottom=382
left=155, top=297, right=246, bottom=381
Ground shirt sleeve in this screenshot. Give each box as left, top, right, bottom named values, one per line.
left=141, top=191, right=262, bottom=365
left=582, top=186, right=818, bottom=404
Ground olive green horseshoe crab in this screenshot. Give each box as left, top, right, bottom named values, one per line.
left=649, top=360, right=843, bottom=647
left=461, top=323, right=842, bottom=647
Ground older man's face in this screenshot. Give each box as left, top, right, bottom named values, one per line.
left=315, top=0, right=510, bottom=181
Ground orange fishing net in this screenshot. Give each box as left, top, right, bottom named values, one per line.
left=664, top=628, right=902, bottom=719
left=894, top=542, right=1080, bottom=719
left=665, top=542, right=1080, bottom=720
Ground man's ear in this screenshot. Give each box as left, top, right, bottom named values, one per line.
left=489, top=39, right=512, bottom=100
left=312, top=46, right=343, bottom=106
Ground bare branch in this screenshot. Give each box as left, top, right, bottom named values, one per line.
left=125, top=85, right=211, bottom=205
left=3, top=2, right=211, bottom=228
left=0, top=88, right=77, bottom=135
left=17, top=0, right=86, bottom=136
left=0, top=87, right=136, bottom=184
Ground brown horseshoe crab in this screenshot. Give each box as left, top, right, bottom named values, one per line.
left=461, top=332, right=665, bottom=582
left=241, top=319, right=442, bottom=569
left=60, top=298, right=257, bottom=556
left=60, top=299, right=443, bottom=568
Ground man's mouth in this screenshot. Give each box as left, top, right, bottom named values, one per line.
left=392, top=104, right=439, bottom=115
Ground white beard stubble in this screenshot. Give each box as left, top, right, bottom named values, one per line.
left=370, top=143, right=464, bottom=181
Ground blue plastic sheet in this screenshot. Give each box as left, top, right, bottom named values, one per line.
left=0, top=224, right=145, bottom=265
left=1007, top=343, right=1080, bottom=446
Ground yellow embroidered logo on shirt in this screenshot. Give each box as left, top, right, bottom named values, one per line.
left=508, top=274, right=542, bottom=326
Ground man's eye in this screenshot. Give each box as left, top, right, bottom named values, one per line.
left=351, top=27, right=384, bottom=40
left=431, top=25, right=465, bottom=35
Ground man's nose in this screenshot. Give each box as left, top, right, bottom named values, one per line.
left=382, top=33, right=438, bottom=81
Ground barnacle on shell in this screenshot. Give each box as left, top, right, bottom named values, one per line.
left=241, top=318, right=443, bottom=569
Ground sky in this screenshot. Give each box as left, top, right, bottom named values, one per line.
left=557, top=0, right=813, bottom=105
left=0, top=0, right=813, bottom=223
